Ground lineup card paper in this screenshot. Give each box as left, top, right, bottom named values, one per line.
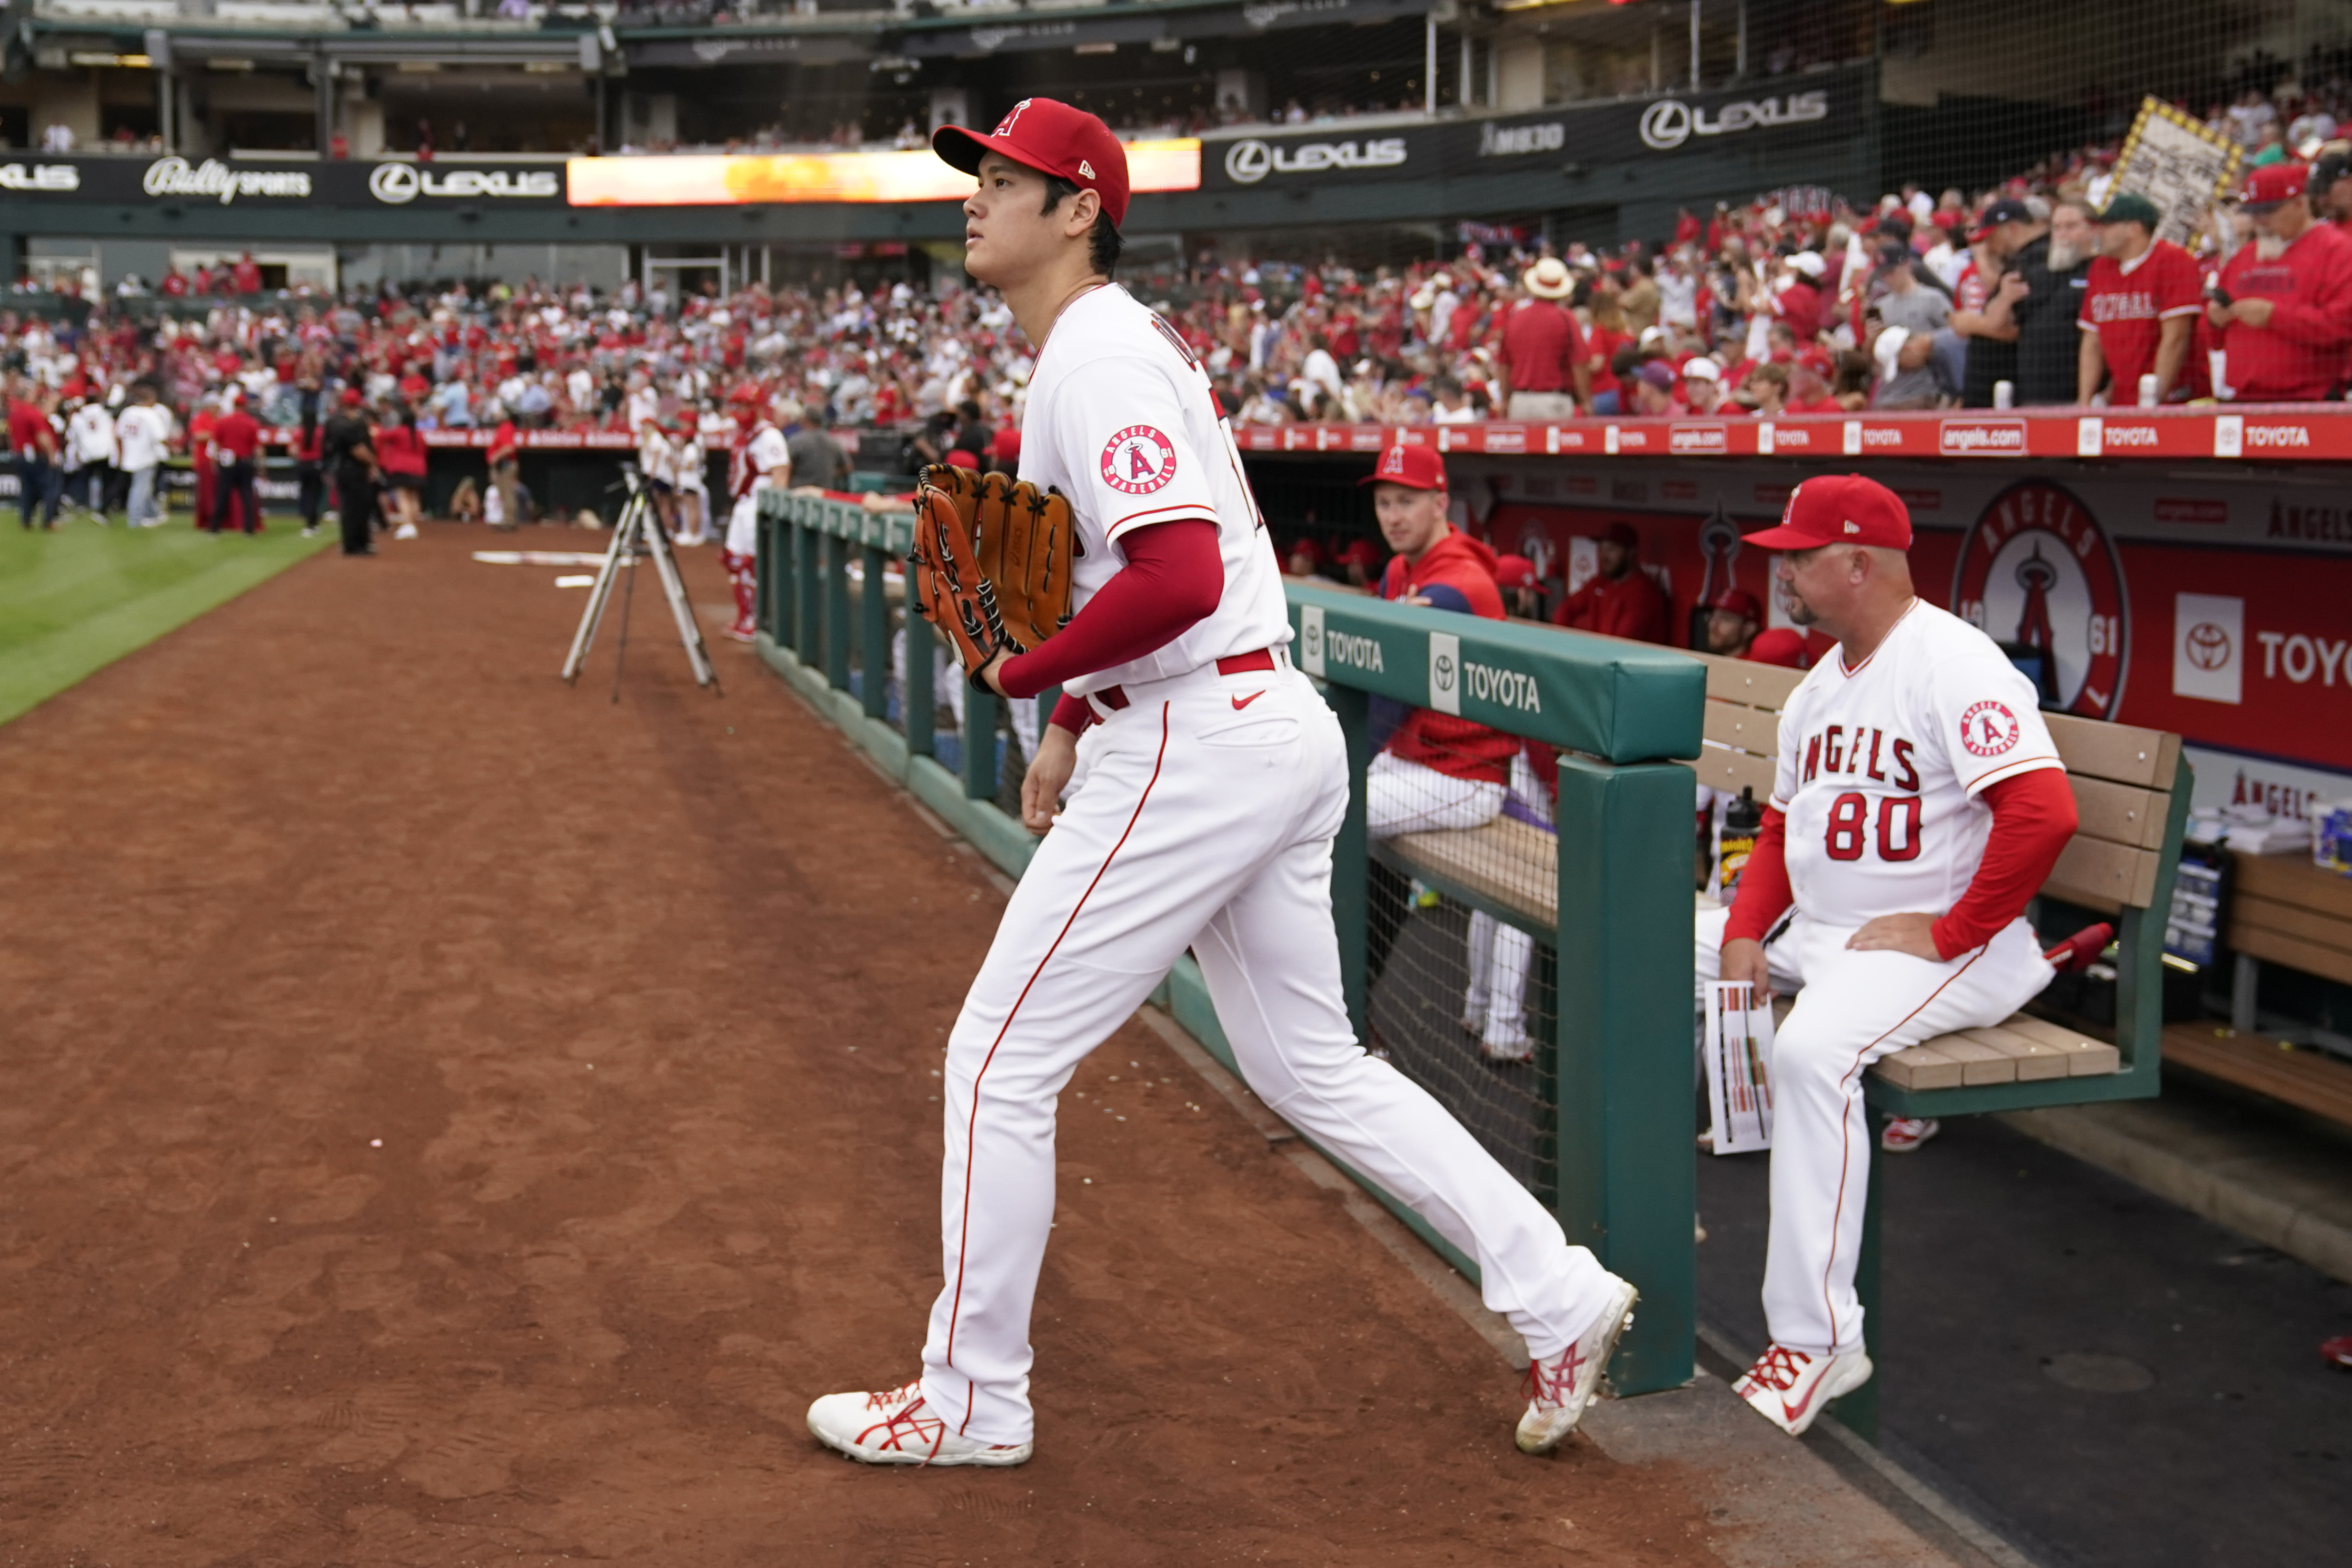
left=1704, top=981, right=1776, bottom=1155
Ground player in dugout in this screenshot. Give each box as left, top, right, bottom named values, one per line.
left=1696, top=475, right=2098, bottom=1435
left=1553, top=521, right=1669, bottom=643
left=1359, top=443, right=1546, bottom=1063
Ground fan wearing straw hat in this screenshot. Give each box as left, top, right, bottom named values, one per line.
left=1500, top=257, right=1591, bottom=418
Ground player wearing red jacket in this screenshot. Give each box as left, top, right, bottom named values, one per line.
left=1553, top=521, right=1670, bottom=643
left=1359, top=444, right=1541, bottom=1061
left=2210, top=161, right=2352, bottom=401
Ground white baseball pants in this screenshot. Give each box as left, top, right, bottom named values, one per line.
left=1364, top=751, right=1541, bottom=1053
left=922, top=661, right=1618, bottom=1444
left=1695, top=904, right=2052, bottom=1355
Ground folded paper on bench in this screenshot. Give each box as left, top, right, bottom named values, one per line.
left=1705, top=981, right=1775, bottom=1155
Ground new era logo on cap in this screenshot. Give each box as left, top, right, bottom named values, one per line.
left=1844, top=520, right=1860, bottom=534
left=1079, top=159, right=1095, bottom=178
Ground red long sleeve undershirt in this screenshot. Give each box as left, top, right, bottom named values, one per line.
left=993, top=520, right=1224, bottom=731
left=1722, top=768, right=2080, bottom=961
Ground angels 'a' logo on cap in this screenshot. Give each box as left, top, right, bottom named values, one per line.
left=1381, top=446, right=1406, bottom=475
left=994, top=99, right=1033, bottom=137
left=1781, top=484, right=1801, bottom=524
left=1101, top=424, right=1178, bottom=496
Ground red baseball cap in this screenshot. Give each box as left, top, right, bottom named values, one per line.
left=933, top=98, right=1131, bottom=227
left=1743, top=474, right=1913, bottom=551
left=1746, top=628, right=1812, bottom=670
left=2241, top=160, right=2310, bottom=211
left=1360, top=443, right=1447, bottom=491
left=1708, top=587, right=1763, bottom=621
left=1492, top=554, right=1539, bottom=591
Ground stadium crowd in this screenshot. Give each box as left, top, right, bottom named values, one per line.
left=15, top=92, right=2352, bottom=551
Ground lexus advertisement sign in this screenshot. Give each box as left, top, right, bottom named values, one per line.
left=1203, top=64, right=1866, bottom=192
left=0, top=155, right=569, bottom=208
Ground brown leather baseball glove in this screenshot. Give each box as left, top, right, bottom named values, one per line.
left=908, top=465, right=1075, bottom=689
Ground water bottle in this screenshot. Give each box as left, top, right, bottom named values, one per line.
left=1993, top=380, right=2015, bottom=410
left=2138, top=373, right=2159, bottom=408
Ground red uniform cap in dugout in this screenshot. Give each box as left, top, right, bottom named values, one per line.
left=1744, top=474, right=1914, bottom=552
left=933, top=97, right=1132, bottom=228
left=1361, top=443, right=1447, bottom=491
left=1709, top=587, right=1765, bottom=621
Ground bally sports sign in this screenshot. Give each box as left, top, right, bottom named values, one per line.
left=5, top=154, right=567, bottom=209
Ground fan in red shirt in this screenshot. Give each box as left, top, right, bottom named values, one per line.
left=2077, top=191, right=2204, bottom=404
left=210, top=391, right=264, bottom=535
left=1553, top=521, right=1671, bottom=644
left=1499, top=258, right=1590, bottom=417
left=2210, top=161, right=2352, bottom=401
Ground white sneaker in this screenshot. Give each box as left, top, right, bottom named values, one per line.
left=393, top=522, right=419, bottom=540
left=301, top=526, right=319, bottom=538
left=1517, top=1272, right=1639, bottom=1453
left=806, top=1380, right=1032, bottom=1467
left=1733, top=1343, right=1873, bottom=1436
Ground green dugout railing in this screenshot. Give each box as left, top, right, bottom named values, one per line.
left=753, top=488, right=1708, bottom=1397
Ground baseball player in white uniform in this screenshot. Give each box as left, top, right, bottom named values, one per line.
left=722, top=392, right=791, bottom=642
left=1698, top=475, right=2084, bottom=1434
left=807, top=98, right=1638, bottom=1468
left=672, top=414, right=710, bottom=545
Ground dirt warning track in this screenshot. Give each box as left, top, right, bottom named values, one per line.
left=0, top=526, right=1711, bottom=1565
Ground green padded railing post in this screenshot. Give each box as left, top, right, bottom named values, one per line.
left=1324, top=681, right=1372, bottom=1042
left=860, top=543, right=891, bottom=721
left=963, top=685, right=1000, bottom=800
left=1839, top=1136, right=1885, bottom=1442
left=1552, top=755, right=1697, bottom=1396
left=905, top=589, right=936, bottom=756
left=772, top=503, right=795, bottom=646
left=823, top=532, right=853, bottom=692
left=754, top=506, right=775, bottom=639
left=794, top=516, right=821, bottom=666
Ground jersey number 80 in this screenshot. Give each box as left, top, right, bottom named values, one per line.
left=1825, top=792, right=1922, bottom=863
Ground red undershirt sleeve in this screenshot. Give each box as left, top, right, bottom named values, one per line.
left=1931, top=767, right=2078, bottom=960
left=997, top=519, right=1223, bottom=704
left=1721, top=807, right=1793, bottom=944
left=1049, top=693, right=1093, bottom=735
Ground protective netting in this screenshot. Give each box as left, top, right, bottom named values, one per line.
left=1361, top=712, right=1561, bottom=1202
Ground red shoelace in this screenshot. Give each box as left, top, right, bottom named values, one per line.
left=1738, top=1344, right=1808, bottom=1395
left=1523, top=1340, right=1589, bottom=1409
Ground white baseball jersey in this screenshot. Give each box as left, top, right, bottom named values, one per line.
left=724, top=421, right=789, bottom=557
left=1015, top=284, right=1289, bottom=698
left=636, top=425, right=674, bottom=486
left=1770, top=599, right=2062, bottom=928
left=675, top=436, right=707, bottom=494
left=913, top=285, right=1616, bottom=1452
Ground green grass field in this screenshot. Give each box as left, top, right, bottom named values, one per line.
left=0, top=515, right=330, bottom=727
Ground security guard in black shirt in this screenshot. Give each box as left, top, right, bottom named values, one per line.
left=321, top=388, right=381, bottom=557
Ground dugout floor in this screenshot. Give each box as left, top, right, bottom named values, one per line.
left=0, top=525, right=1734, bottom=1565
left=1697, top=1098, right=2352, bottom=1568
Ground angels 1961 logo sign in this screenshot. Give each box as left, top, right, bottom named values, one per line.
left=1100, top=425, right=1177, bottom=495
left=1951, top=479, right=2129, bottom=719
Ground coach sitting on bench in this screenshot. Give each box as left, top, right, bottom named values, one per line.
left=1696, top=475, right=2078, bottom=1435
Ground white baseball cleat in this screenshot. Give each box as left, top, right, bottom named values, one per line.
left=1733, top=1343, right=1873, bottom=1436
left=806, top=1380, right=1033, bottom=1467
left=1481, top=1031, right=1537, bottom=1064
left=1880, top=1116, right=1941, bottom=1152
left=1516, top=1273, right=1639, bottom=1453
